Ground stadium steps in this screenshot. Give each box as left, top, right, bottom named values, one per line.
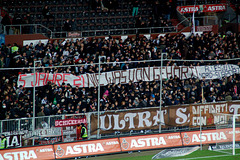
left=170, top=19, right=185, bottom=31
left=221, top=0, right=236, bottom=11
left=229, top=3, right=237, bottom=11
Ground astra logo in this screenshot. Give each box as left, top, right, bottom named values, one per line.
left=56, top=145, right=65, bottom=157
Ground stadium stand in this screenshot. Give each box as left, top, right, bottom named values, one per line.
left=0, top=30, right=240, bottom=120
left=0, top=1, right=239, bottom=119
left=1, top=0, right=174, bottom=34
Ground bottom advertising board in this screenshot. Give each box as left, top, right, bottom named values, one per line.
left=0, top=128, right=240, bottom=160
left=0, top=145, right=55, bottom=160
left=119, top=132, right=182, bottom=151
left=181, top=128, right=240, bottom=146
left=54, top=138, right=121, bottom=159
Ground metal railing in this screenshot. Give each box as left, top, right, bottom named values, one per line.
left=2, top=24, right=178, bottom=38
left=0, top=114, right=65, bottom=133
left=188, top=15, right=219, bottom=26
left=3, top=24, right=53, bottom=38
left=177, top=10, right=190, bottom=27
left=51, top=26, right=178, bottom=38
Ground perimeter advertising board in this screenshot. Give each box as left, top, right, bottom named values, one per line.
left=119, top=132, right=182, bottom=151
left=0, top=145, right=55, bottom=160
left=177, top=4, right=227, bottom=14
left=54, top=138, right=121, bottom=159
left=1, top=128, right=240, bottom=160
left=181, top=128, right=240, bottom=146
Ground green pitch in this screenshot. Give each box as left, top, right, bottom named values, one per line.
left=111, top=149, right=240, bottom=160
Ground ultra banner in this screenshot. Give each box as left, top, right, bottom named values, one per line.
left=18, top=64, right=239, bottom=88
left=90, top=102, right=240, bottom=134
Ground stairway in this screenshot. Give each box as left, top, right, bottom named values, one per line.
left=171, top=18, right=186, bottom=31
left=221, top=0, right=236, bottom=11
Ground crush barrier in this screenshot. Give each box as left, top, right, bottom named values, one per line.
left=1, top=127, right=240, bottom=160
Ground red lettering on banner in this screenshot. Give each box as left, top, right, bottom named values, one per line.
left=38, top=73, right=47, bottom=86
left=63, top=74, right=70, bottom=84
left=31, top=73, right=38, bottom=87
left=18, top=74, right=27, bottom=87
left=73, top=76, right=83, bottom=87
left=46, top=73, right=55, bottom=84
left=55, top=73, right=63, bottom=86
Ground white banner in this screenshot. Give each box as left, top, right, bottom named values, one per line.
left=18, top=64, right=239, bottom=88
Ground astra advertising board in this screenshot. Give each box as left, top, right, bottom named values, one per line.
left=54, top=138, right=121, bottom=159
left=119, top=132, right=182, bottom=151
left=0, top=145, right=55, bottom=160
left=1, top=128, right=240, bottom=160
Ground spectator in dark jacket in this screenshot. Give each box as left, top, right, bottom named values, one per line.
left=1, top=13, right=11, bottom=34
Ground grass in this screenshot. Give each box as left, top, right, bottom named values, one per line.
left=111, top=149, right=240, bottom=160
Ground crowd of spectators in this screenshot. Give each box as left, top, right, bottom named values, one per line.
left=0, top=31, right=240, bottom=120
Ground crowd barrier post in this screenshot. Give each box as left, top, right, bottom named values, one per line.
left=87, top=113, right=91, bottom=139
left=97, top=56, right=106, bottom=139
left=33, top=60, right=42, bottom=145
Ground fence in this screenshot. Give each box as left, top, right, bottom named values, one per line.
left=3, top=24, right=178, bottom=38
left=1, top=101, right=240, bottom=141
left=52, top=26, right=178, bottom=38
left=1, top=55, right=240, bottom=147
left=3, top=24, right=53, bottom=37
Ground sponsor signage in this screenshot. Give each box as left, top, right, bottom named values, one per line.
left=119, top=133, right=182, bottom=151
left=22, top=128, right=62, bottom=139
left=196, top=25, right=213, bottom=32
left=55, top=118, right=87, bottom=127
left=181, top=128, right=240, bottom=146
left=0, top=145, right=55, bottom=160
left=177, top=4, right=227, bottom=14
left=210, top=143, right=240, bottom=150
left=152, top=146, right=200, bottom=159
left=68, top=32, right=81, bottom=38
left=18, top=64, right=240, bottom=88
left=0, top=135, right=22, bottom=148
left=90, top=102, right=240, bottom=134
left=1, top=128, right=240, bottom=159
left=54, top=138, right=121, bottom=159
